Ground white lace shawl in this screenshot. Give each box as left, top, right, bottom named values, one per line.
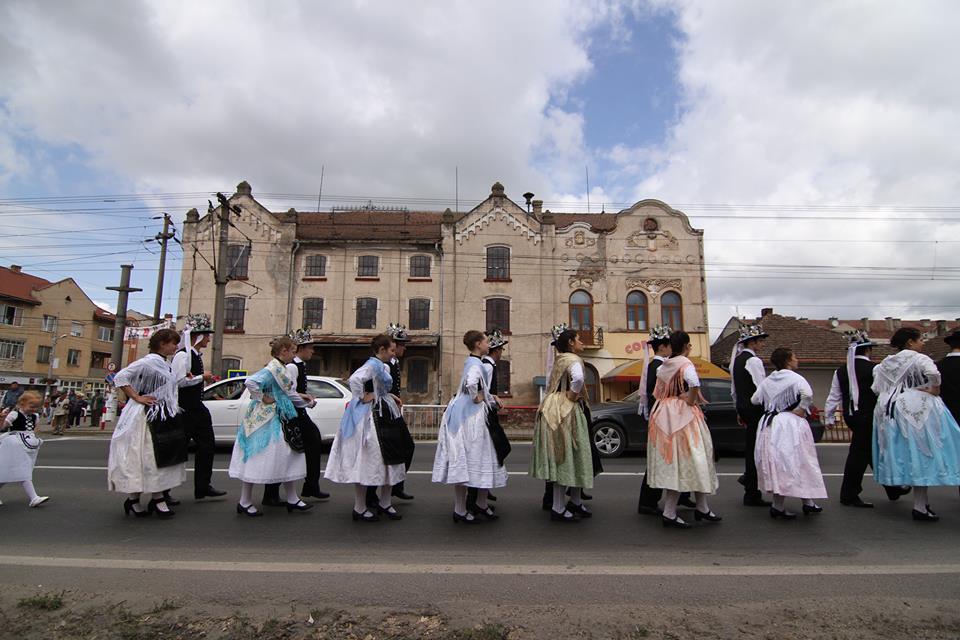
left=751, top=369, right=812, bottom=414
left=872, top=350, right=942, bottom=456
left=113, top=353, right=180, bottom=422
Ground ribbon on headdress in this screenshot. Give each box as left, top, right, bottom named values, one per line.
left=846, top=340, right=860, bottom=413
left=638, top=342, right=652, bottom=419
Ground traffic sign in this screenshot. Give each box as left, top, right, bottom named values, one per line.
left=107, top=361, right=118, bottom=372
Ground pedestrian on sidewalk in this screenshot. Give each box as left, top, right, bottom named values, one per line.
left=51, top=392, right=69, bottom=435
left=1, top=382, right=23, bottom=410
left=67, top=391, right=83, bottom=429
left=752, top=347, right=827, bottom=519
left=0, top=390, right=50, bottom=507
left=433, top=330, right=508, bottom=524
left=228, top=336, right=311, bottom=517
left=324, top=334, right=406, bottom=522
left=871, top=327, right=960, bottom=522
left=89, top=390, right=105, bottom=428
left=107, top=328, right=188, bottom=519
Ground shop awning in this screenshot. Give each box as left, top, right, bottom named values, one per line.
left=602, top=357, right=729, bottom=382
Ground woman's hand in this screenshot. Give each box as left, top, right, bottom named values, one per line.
left=262, top=394, right=275, bottom=405
left=138, top=395, right=157, bottom=406
left=565, top=390, right=580, bottom=402
left=474, top=393, right=485, bottom=404
left=362, top=392, right=375, bottom=404
left=390, top=393, right=403, bottom=407
left=791, top=408, right=807, bottom=417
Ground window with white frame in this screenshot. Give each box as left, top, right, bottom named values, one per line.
left=225, top=296, right=246, bottom=330
left=0, top=340, right=25, bottom=361
left=1, top=304, right=22, bottom=326
left=409, top=255, right=431, bottom=278
left=485, top=246, right=510, bottom=280
left=356, top=297, right=377, bottom=329
left=71, top=321, right=83, bottom=337
left=305, top=255, right=327, bottom=277
left=408, top=298, right=430, bottom=330
left=227, top=243, right=249, bottom=279
left=97, top=326, right=114, bottom=342
left=303, top=297, right=324, bottom=329
left=222, top=358, right=242, bottom=378
left=485, top=297, right=510, bottom=334
left=67, top=349, right=81, bottom=366
left=42, top=315, right=58, bottom=332
left=357, top=255, right=379, bottom=278
left=37, top=345, right=51, bottom=364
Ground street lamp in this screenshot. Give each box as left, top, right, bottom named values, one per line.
left=43, top=333, right=69, bottom=405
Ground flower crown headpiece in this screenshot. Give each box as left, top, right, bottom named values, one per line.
left=649, top=325, right=672, bottom=342
left=183, top=312, right=213, bottom=333
left=386, top=322, right=409, bottom=342
left=289, top=328, right=314, bottom=346
left=550, top=323, right=569, bottom=343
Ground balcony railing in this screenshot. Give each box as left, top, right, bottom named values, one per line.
left=577, top=327, right=604, bottom=348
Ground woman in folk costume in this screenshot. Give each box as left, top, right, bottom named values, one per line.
left=325, top=334, right=406, bottom=522
left=433, top=331, right=508, bottom=523
left=0, top=390, right=49, bottom=507
left=647, top=330, right=720, bottom=529
left=229, top=336, right=312, bottom=517
left=872, top=327, right=960, bottom=522
left=752, top=347, right=827, bottom=519
left=107, top=328, right=188, bottom=518
left=531, top=326, right=594, bottom=522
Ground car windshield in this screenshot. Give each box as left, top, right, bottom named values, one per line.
left=620, top=390, right=640, bottom=403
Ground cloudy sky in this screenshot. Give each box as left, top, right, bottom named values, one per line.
left=1, top=0, right=958, bottom=337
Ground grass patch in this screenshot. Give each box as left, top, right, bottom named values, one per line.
left=150, top=598, right=180, bottom=613
left=447, top=623, right=509, bottom=640
left=17, top=592, right=64, bottom=611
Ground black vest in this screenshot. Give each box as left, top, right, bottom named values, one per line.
left=294, top=359, right=307, bottom=394
left=7, top=411, right=37, bottom=432
left=177, top=348, right=205, bottom=408
left=733, top=350, right=761, bottom=414
left=483, top=357, right=499, bottom=395
left=938, top=355, right=960, bottom=424
left=835, top=358, right=878, bottom=425
left=389, top=358, right=402, bottom=396
left=646, top=358, right=664, bottom=411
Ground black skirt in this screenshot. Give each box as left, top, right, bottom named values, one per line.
left=147, top=414, right=189, bottom=468
left=485, top=409, right=512, bottom=467
left=372, top=403, right=416, bottom=467
left=580, top=401, right=603, bottom=476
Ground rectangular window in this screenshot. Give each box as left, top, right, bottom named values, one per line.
left=37, top=345, right=51, bottom=364
left=303, top=298, right=324, bottom=329
left=407, top=359, right=429, bottom=393
left=227, top=243, right=249, bottom=279
left=0, top=340, right=25, bottom=361
left=97, top=326, right=114, bottom=342
left=42, top=315, right=58, bottom=332
left=409, top=255, right=431, bottom=278
left=71, top=321, right=83, bottom=337
left=1, top=304, right=22, bottom=326
left=408, top=298, right=430, bottom=330
left=221, top=358, right=242, bottom=379
left=305, top=255, right=327, bottom=277
left=225, top=297, right=245, bottom=331
left=67, top=349, right=81, bottom=367
left=498, top=359, right=511, bottom=396
left=485, top=246, right=510, bottom=280
left=357, top=255, right=379, bottom=278
left=356, top=297, right=377, bottom=329
left=91, top=351, right=110, bottom=369
left=485, top=298, right=510, bottom=334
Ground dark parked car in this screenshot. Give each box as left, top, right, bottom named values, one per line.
left=589, top=377, right=824, bottom=458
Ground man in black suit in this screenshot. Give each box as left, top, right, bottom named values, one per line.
left=825, top=331, right=908, bottom=507
left=937, top=328, right=960, bottom=425
left=731, top=323, right=771, bottom=507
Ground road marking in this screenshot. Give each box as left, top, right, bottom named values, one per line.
left=0, top=555, right=954, bottom=577
left=33, top=465, right=850, bottom=477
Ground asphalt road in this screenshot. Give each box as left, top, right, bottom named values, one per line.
left=1, top=438, right=959, bottom=609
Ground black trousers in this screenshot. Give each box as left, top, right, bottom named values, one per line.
left=265, top=410, right=323, bottom=501
left=182, top=404, right=215, bottom=495
left=840, top=418, right=901, bottom=501
left=739, top=408, right=763, bottom=499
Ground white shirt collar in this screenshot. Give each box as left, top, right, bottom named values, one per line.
left=743, top=348, right=756, bottom=356
left=293, top=356, right=303, bottom=363
left=653, top=355, right=667, bottom=362
left=948, top=352, right=960, bottom=358
left=855, top=355, right=871, bottom=361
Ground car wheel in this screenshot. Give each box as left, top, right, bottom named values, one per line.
left=592, top=422, right=626, bottom=458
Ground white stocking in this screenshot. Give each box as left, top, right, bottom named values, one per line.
left=552, top=483, right=566, bottom=513
left=802, top=498, right=816, bottom=507
left=694, top=491, right=709, bottom=513
left=454, top=484, right=468, bottom=515
left=283, top=481, right=300, bottom=505
left=475, top=488, right=489, bottom=510
left=239, top=482, right=254, bottom=508
left=21, top=480, right=39, bottom=501
left=569, top=487, right=582, bottom=506
left=662, top=490, right=681, bottom=520
left=353, top=484, right=368, bottom=513
left=772, top=493, right=786, bottom=511
left=913, top=486, right=928, bottom=513
left=377, top=485, right=392, bottom=509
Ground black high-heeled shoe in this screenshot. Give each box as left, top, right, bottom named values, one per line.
left=802, top=503, right=823, bottom=514
left=352, top=509, right=379, bottom=522
left=926, top=505, right=937, bottom=516
left=123, top=498, right=149, bottom=518
left=378, top=505, right=403, bottom=520
left=162, top=490, right=181, bottom=507
left=550, top=508, right=578, bottom=523
left=661, top=514, right=692, bottom=529
left=694, top=509, right=722, bottom=522
left=236, top=503, right=263, bottom=517
left=286, top=500, right=314, bottom=513
left=453, top=511, right=481, bottom=524
left=473, top=506, right=499, bottom=521
left=769, top=507, right=797, bottom=520
left=147, top=498, right=175, bottom=519
left=487, top=492, right=498, bottom=502
left=912, top=509, right=940, bottom=521
left=566, top=501, right=592, bottom=518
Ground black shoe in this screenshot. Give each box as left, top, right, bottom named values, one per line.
left=378, top=505, right=403, bottom=520
left=195, top=486, right=227, bottom=500
left=453, top=511, right=481, bottom=524
left=887, top=486, right=912, bottom=501
left=926, top=505, right=937, bottom=517
left=550, top=508, right=578, bottom=523
left=147, top=498, right=175, bottom=519
left=487, top=492, right=498, bottom=502
left=473, top=506, right=499, bottom=521
left=123, top=498, right=149, bottom=518
left=736, top=474, right=746, bottom=487
left=352, top=509, right=379, bottom=522
left=392, top=490, right=415, bottom=500
left=301, top=489, right=330, bottom=501
left=769, top=507, right=797, bottom=520
left=637, top=505, right=663, bottom=516
left=694, top=509, right=722, bottom=522
left=802, top=503, right=823, bottom=514
left=236, top=503, right=263, bottom=517
left=162, top=491, right=181, bottom=507
left=912, top=509, right=940, bottom=522
left=541, top=501, right=552, bottom=511
left=661, top=514, right=692, bottom=529
left=677, top=495, right=697, bottom=509
left=743, top=495, right=772, bottom=507
left=262, top=497, right=286, bottom=508
left=581, top=491, right=593, bottom=501
left=286, top=500, right=314, bottom=513
left=566, top=501, right=592, bottom=518
left=840, top=498, right=874, bottom=508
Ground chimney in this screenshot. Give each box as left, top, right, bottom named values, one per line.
left=185, top=208, right=199, bottom=222
left=442, top=207, right=455, bottom=224
left=761, top=307, right=773, bottom=317
left=541, top=209, right=554, bottom=226
left=920, top=319, right=931, bottom=327
left=532, top=200, right=543, bottom=215
left=893, top=318, right=902, bottom=329
left=236, top=180, right=252, bottom=197
left=861, top=317, right=870, bottom=332
left=10, top=265, right=21, bottom=273
left=885, top=316, right=895, bottom=331
left=937, top=320, right=948, bottom=336
left=828, top=316, right=838, bottom=326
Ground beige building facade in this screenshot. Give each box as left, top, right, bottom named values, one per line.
left=177, top=181, right=710, bottom=405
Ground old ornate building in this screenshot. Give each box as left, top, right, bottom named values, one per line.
left=177, top=181, right=711, bottom=404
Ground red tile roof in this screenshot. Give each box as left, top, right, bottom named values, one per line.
left=0, top=266, right=50, bottom=305
left=549, top=213, right=619, bottom=232
left=296, top=211, right=444, bottom=243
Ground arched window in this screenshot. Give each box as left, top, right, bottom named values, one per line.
left=661, top=291, right=683, bottom=330
left=626, top=290, right=648, bottom=331
left=485, top=246, right=510, bottom=281
left=583, top=363, right=599, bottom=404
left=569, top=290, right=594, bottom=345
left=303, top=297, right=323, bottom=329
left=225, top=296, right=245, bottom=331
left=408, top=298, right=430, bottom=330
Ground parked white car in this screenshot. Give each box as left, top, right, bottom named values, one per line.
left=202, top=375, right=352, bottom=445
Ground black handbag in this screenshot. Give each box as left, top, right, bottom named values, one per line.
left=281, top=414, right=305, bottom=453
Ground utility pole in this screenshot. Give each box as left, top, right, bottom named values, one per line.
left=107, top=265, right=142, bottom=371
left=210, top=193, right=238, bottom=377
left=152, top=212, right=175, bottom=324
